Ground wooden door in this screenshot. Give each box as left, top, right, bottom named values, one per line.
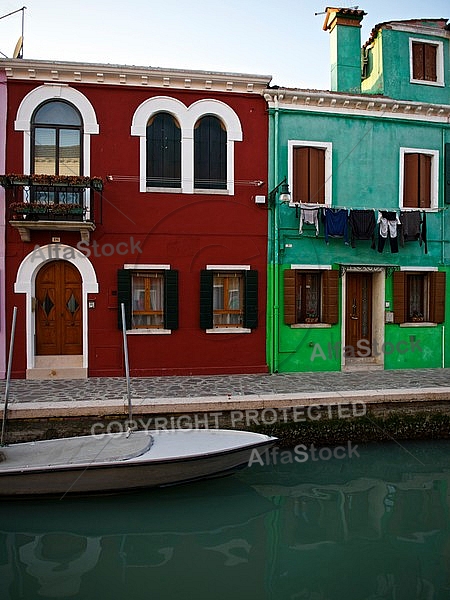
left=345, top=272, right=372, bottom=355
left=36, top=261, right=82, bottom=355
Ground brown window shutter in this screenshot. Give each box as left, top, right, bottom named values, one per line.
left=309, top=147, right=326, bottom=204
left=412, top=42, right=424, bottom=80
left=322, top=270, right=339, bottom=324
left=284, top=269, right=296, bottom=325
left=424, top=44, right=437, bottom=81
left=429, top=271, right=446, bottom=323
left=419, top=154, right=431, bottom=209
left=393, top=271, right=406, bottom=324
left=293, top=147, right=310, bottom=203
left=403, top=154, right=419, bottom=208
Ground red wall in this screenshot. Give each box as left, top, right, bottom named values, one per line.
left=5, top=80, right=269, bottom=377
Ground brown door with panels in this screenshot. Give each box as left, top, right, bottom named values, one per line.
left=345, top=272, right=372, bottom=355
left=35, top=261, right=82, bottom=355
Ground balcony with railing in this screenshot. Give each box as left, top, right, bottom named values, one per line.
left=0, top=174, right=103, bottom=242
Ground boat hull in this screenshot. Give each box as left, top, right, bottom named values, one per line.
left=0, top=429, right=276, bottom=497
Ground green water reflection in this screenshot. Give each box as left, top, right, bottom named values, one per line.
left=1, top=440, right=450, bottom=599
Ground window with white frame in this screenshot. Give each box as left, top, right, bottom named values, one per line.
left=400, top=148, right=439, bottom=210
left=410, top=38, right=444, bottom=86
left=131, top=97, right=242, bottom=194
left=288, top=141, right=332, bottom=206
left=14, top=84, right=99, bottom=177
left=118, top=265, right=178, bottom=333
left=393, top=269, right=445, bottom=324
left=284, top=266, right=339, bottom=326
left=200, top=266, right=258, bottom=332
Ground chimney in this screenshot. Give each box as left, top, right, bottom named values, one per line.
left=323, top=7, right=366, bottom=93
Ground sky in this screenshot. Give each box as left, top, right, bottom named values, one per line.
left=0, top=0, right=448, bottom=90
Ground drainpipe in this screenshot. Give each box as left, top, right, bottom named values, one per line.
left=442, top=126, right=446, bottom=367
left=272, top=95, right=280, bottom=373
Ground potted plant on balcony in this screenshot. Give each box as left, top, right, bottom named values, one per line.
left=0, top=174, right=31, bottom=187
left=50, top=203, right=84, bottom=221
left=9, top=201, right=48, bottom=220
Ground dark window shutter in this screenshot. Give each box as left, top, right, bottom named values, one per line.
left=393, top=271, right=406, bottom=324
left=293, top=147, right=310, bottom=203
left=429, top=271, right=446, bottom=324
left=293, top=147, right=325, bottom=204
left=419, top=154, right=431, bottom=209
left=194, top=116, right=226, bottom=190
left=284, top=269, right=296, bottom=325
left=322, top=270, right=339, bottom=324
left=412, top=42, right=424, bottom=80
left=243, top=270, right=258, bottom=329
left=445, top=144, right=450, bottom=205
left=146, top=112, right=181, bottom=188
left=117, top=269, right=132, bottom=330
left=404, top=153, right=419, bottom=208
left=164, top=270, right=179, bottom=330
left=200, top=270, right=213, bottom=329
left=424, top=43, right=437, bottom=81
left=309, top=147, right=325, bottom=204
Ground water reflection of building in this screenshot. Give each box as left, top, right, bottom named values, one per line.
left=0, top=480, right=274, bottom=599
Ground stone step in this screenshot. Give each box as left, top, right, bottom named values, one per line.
left=26, top=367, right=87, bottom=380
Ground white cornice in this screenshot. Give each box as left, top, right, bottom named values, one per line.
left=264, top=89, right=450, bottom=123
left=1, top=59, right=272, bottom=95
left=387, top=22, right=450, bottom=40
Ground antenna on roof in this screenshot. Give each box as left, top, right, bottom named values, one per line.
left=0, top=6, right=26, bottom=58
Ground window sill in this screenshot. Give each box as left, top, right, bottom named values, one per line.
left=206, top=327, right=251, bottom=334
left=194, top=188, right=230, bottom=195
left=410, top=78, right=444, bottom=87
left=127, top=328, right=172, bottom=335
left=290, top=323, right=332, bottom=329
left=145, top=187, right=182, bottom=194
left=399, top=322, right=437, bottom=328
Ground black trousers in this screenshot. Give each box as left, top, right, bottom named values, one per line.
left=378, top=233, right=398, bottom=253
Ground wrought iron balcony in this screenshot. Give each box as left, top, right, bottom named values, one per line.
left=0, top=175, right=103, bottom=242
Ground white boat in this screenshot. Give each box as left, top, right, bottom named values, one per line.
left=0, top=428, right=276, bottom=497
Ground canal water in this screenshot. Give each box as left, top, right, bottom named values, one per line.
left=1, top=439, right=450, bottom=599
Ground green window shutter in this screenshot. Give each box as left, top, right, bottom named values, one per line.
left=429, top=271, right=446, bottom=324
left=284, top=269, right=296, bottom=325
left=244, top=270, right=258, bottom=329
left=164, top=270, right=179, bottom=330
left=200, top=270, right=213, bottom=329
left=117, top=269, right=132, bottom=330
left=393, top=271, right=406, bottom=324
left=445, top=144, right=450, bottom=204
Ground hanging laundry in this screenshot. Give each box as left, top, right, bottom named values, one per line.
left=323, top=208, right=349, bottom=245
left=400, top=211, right=428, bottom=254
left=349, top=210, right=376, bottom=248
left=377, top=210, right=400, bottom=253
left=299, top=207, right=320, bottom=236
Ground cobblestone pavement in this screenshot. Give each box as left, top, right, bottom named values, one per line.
left=1, top=368, right=449, bottom=404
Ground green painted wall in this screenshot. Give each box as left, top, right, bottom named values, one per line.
left=330, top=24, right=363, bottom=94
left=362, top=28, right=450, bottom=104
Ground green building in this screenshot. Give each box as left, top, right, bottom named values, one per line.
left=265, top=8, right=450, bottom=373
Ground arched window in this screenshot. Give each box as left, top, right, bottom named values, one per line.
left=31, top=100, right=83, bottom=177
left=146, top=112, right=181, bottom=188
left=194, top=116, right=226, bottom=190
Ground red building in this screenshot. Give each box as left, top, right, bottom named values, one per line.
left=1, top=60, right=271, bottom=378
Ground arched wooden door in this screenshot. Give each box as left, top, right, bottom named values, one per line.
left=35, top=261, right=82, bottom=355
